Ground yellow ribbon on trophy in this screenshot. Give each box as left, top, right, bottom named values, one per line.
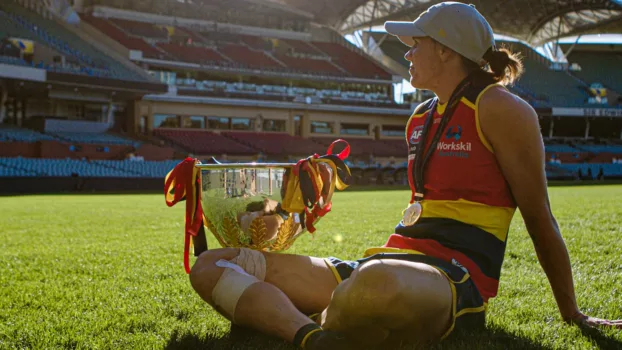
left=281, top=139, right=352, bottom=233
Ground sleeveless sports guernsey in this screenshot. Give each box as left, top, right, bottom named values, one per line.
left=364, top=83, right=517, bottom=302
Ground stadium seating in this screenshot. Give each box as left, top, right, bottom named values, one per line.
left=0, top=3, right=144, bottom=80
left=0, top=163, right=36, bottom=176
left=274, top=54, right=343, bottom=75
left=281, top=39, right=324, bottom=56
left=312, top=137, right=401, bottom=157
left=544, top=144, right=580, bottom=153
left=79, top=14, right=391, bottom=80
left=0, top=157, right=127, bottom=177
left=222, top=132, right=324, bottom=156
left=568, top=51, right=622, bottom=94
left=49, top=132, right=140, bottom=146
left=0, top=157, right=182, bottom=178
left=109, top=18, right=168, bottom=40
left=170, top=78, right=397, bottom=107
left=499, top=40, right=590, bottom=108
left=133, top=143, right=176, bottom=161
left=92, top=159, right=180, bottom=177
left=81, top=15, right=164, bottom=59
left=218, top=43, right=283, bottom=69
left=574, top=144, right=622, bottom=154
left=554, top=163, right=622, bottom=178
left=156, top=42, right=225, bottom=64
left=0, top=9, right=39, bottom=42
left=311, top=41, right=392, bottom=80
left=0, top=125, right=56, bottom=142
left=153, top=129, right=257, bottom=155
left=0, top=55, right=29, bottom=66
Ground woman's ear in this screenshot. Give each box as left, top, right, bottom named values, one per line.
left=435, top=41, right=448, bottom=61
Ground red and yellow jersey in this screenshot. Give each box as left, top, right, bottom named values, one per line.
left=365, top=83, right=517, bottom=302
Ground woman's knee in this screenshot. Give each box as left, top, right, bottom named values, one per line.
left=335, top=259, right=452, bottom=320
left=330, top=260, right=402, bottom=312
left=350, top=260, right=403, bottom=295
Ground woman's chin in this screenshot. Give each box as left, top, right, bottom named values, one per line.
left=409, top=77, right=421, bottom=89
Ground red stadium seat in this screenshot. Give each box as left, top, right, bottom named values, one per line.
left=222, top=132, right=324, bottom=156
left=82, top=15, right=163, bottom=59
left=311, top=42, right=392, bottom=79
left=153, top=129, right=257, bottom=155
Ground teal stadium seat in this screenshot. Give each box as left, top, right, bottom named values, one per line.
left=569, top=52, right=622, bottom=94
left=51, top=132, right=139, bottom=146
left=0, top=3, right=144, bottom=81
left=495, top=41, right=591, bottom=108
left=544, top=144, right=580, bottom=153
left=0, top=125, right=56, bottom=142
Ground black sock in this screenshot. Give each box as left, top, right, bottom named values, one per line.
left=293, top=323, right=322, bottom=348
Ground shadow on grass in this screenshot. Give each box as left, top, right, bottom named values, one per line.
left=430, top=326, right=554, bottom=350
left=164, top=325, right=294, bottom=350
left=164, top=324, right=564, bottom=350
left=578, top=325, right=622, bottom=350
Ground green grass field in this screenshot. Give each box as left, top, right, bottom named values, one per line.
left=1, top=186, right=621, bottom=349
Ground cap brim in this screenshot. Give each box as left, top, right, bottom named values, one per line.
left=384, top=21, right=426, bottom=46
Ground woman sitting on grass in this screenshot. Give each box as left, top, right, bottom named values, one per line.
left=187, top=2, right=622, bottom=349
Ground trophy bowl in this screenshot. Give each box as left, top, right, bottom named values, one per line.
left=198, top=162, right=307, bottom=251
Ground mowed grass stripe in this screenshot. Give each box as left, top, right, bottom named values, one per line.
left=0, top=186, right=620, bottom=349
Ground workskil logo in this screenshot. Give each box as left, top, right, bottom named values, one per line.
left=438, top=125, right=470, bottom=158
left=445, top=125, right=462, bottom=140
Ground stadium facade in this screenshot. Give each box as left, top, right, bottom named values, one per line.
left=0, top=0, right=621, bottom=193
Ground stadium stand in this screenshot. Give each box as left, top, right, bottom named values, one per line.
left=0, top=124, right=56, bottom=142
left=153, top=129, right=258, bottom=155
left=49, top=132, right=139, bottom=146
left=0, top=2, right=144, bottom=80
left=0, top=157, right=180, bottom=178
left=489, top=40, right=591, bottom=108
left=108, top=18, right=169, bottom=40
left=81, top=15, right=165, bottom=59
left=544, top=144, right=580, bottom=153
left=78, top=12, right=393, bottom=80
left=312, top=137, right=402, bottom=158
left=568, top=51, right=622, bottom=95
left=311, top=41, right=392, bottom=80
left=218, top=43, right=283, bottom=69
left=1, top=0, right=622, bottom=193
left=92, top=159, right=180, bottom=178
left=221, top=132, right=324, bottom=156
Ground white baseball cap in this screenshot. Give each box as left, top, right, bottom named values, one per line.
left=384, top=2, right=495, bottom=65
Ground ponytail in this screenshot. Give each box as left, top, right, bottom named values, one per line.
left=462, top=45, right=524, bottom=86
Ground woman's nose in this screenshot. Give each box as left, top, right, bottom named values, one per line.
left=404, top=48, right=414, bottom=61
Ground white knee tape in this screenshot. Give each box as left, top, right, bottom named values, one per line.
left=211, top=248, right=267, bottom=322
left=212, top=265, right=259, bottom=322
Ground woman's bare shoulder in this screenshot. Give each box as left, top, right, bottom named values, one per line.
left=479, top=85, right=539, bottom=128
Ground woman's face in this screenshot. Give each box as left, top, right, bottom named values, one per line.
left=403, top=37, right=442, bottom=90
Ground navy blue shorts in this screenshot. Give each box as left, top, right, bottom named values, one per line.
left=324, top=253, right=486, bottom=339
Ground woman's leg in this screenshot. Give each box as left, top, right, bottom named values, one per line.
left=189, top=248, right=339, bottom=344
left=320, top=259, right=453, bottom=347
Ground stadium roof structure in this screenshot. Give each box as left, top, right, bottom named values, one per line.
left=281, top=0, right=622, bottom=47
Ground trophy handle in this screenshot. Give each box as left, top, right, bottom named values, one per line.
left=192, top=223, right=209, bottom=256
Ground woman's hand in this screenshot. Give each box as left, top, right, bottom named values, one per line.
left=568, top=311, right=622, bottom=329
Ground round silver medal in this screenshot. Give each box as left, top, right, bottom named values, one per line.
left=402, top=201, right=422, bottom=226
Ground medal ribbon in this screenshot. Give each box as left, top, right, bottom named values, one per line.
left=411, top=77, right=471, bottom=203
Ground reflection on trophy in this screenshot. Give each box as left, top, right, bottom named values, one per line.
left=165, top=140, right=352, bottom=273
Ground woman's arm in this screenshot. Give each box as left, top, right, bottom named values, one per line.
left=478, top=86, right=621, bottom=328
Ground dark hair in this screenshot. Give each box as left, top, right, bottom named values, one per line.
left=462, top=45, right=524, bottom=86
